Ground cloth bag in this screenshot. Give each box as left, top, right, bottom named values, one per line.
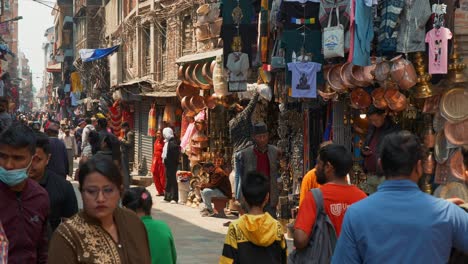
left=323, top=6, right=344, bottom=59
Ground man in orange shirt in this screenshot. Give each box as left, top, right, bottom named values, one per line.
left=293, top=144, right=367, bottom=249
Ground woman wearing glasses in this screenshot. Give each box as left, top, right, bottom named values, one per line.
left=48, top=155, right=151, bottom=264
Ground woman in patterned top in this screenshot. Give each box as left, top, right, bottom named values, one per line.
left=0, top=221, right=7, bottom=264
left=48, top=155, right=151, bottom=264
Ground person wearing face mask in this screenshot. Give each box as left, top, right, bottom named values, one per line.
left=0, top=122, right=50, bottom=264
left=293, top=144, right=367, bottom=250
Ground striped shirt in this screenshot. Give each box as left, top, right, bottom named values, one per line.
left=0, top=222, right=7, bottom=264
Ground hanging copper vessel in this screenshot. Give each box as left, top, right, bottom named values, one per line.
left=423, top=123, right=436, bottom=149
left=390, top=55, right=417, bottom=90
left=371, top=87, right=388, bottom=109
left=423, top=151, right=435, bottom=175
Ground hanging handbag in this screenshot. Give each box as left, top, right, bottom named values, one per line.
left=271, top=39, right=286, bottom=69
left=323, top=5, right=344, bottom=59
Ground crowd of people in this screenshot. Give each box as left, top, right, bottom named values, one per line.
left=0, top=101, right=468, bottom=264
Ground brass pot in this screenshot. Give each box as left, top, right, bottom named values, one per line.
left=371, top=87, right=388, bottom=109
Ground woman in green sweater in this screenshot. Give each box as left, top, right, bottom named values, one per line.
left=123, top=187, right=177, bottom=264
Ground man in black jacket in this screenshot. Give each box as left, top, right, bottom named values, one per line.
left=29, top=132, right=78, bottom=234
left=361, top=106, right=400, bottom=194
left=46, top=121, right=69, bottom=178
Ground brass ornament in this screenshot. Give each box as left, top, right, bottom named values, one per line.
left=412, top=52, right=433, bottom=99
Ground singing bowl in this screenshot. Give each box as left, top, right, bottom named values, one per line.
left=327, top=64, right=347, bottom=93
left=371, top=87, right=388, bottom=109
left=350, top=88, right=372, bottom=109
left=339, top=62, right=357, bottom=89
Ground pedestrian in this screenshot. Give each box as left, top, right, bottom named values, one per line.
left=294, top=144, right=367, bottom=249
left=151, top=130, right=166, bottom=196
left=46, top=121, right=69, bottom=178
left=122, top=187, right=177, bottom=264
left=75, top=119, right=86, bottom=156
left=61, top=126, right=78, bottom=177
left=199, top=162, right=232, bottom=217
left=361, top=106, right=400, bottom=194
left=29, top=132, right=78, bottom=234
left=97, top=118, right=121, bottom=169
left=0, top=221, right=8, bottom=264
left=0, top=122, right=49, bottom=264
left=75, top=130, right=100, bottom=180
left=0, top=98, right=12, bottom=133
left=332, top=131, right=468, bottom=263
left=81, top=118, right=95, bottom=152
left=162, top=127, right=180, bottom=204
left=48, top=155, right=151, bottom=264
left=120, top=122, right=134, bottom=189
left=236, top=122, right=280, bottom=218
left=220, top=171, right=287, bottom=264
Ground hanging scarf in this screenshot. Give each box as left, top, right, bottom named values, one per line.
left=162, top=127, right=174, bottom=160
left=148, top=104, right=157, bottom=137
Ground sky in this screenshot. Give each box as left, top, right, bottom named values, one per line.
left=18, top=0, right=55, bottom=91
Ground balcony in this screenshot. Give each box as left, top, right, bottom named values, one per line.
left=63, top=16, right=73, bottom=30
left=74, top=0, right=102, bottom=16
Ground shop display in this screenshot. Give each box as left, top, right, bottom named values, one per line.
left=226, top=36, right=250, bottom=92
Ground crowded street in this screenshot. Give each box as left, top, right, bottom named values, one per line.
left=1, top=1, right=468, bottom=264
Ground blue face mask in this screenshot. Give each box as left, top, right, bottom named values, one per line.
left=0, top=160, right=32, bottom=187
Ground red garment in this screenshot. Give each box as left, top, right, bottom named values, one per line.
left=295, top=183, right=367, bottom=237
left=151, top=139, right=166, bottom=194
left=254, top=148, right=270, bottom=178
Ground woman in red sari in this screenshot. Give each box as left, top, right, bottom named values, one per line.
left=151, top=130, right=166, bottom=196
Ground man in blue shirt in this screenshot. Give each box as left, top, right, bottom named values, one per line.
left=332, top=131, right=468, bottom=263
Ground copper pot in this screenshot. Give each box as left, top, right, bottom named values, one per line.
left=362, top=64, right=376, bottom=84
left=350, top=88, right=371, bottom=109
left=390, top=55, right=417, bottom=90
left=327, top=64, right=347, bottom=93
left=190, top=95, right=206, bottom=112
left=384, top=88, right=407, bottom=112
left=374, top=60, right=391, bottom=82
left=177, top=82, right=200, bottom=99
left=202, top=61, right=213, bottom=85
left=351, top=66, right=372, bottom=87
left=371, top=87, right=388, bottom=109
left=423, top=124, right=436, bottom=149
left=204, top=95, right=217, bottom=109
left=340, top=62, right=357, bottom=89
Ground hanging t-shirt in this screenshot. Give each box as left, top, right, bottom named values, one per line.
left=425, top=27, right=452, bottom=74
left=288, top=62, right=321, bottom=98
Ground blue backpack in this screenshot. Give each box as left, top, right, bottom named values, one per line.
left=289, top=188, right=337, bottom=264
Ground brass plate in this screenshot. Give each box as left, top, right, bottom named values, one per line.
left=439, top=88, right=468, bottom=123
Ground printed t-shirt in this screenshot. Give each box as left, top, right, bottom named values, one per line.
left=425, top=27, right=452, bottom=74
left=295, top=183, right=367, bottom=237
left=288, top=62, right=321, bottom=98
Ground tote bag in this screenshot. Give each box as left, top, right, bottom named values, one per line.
left=323, top=6, right=344, bottom=58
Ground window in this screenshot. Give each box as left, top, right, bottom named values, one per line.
left=143, top=26, right=151, bottom=75
left=182, top=16, right=193, bottom=56
left=160, top=20, right=167, bottom=81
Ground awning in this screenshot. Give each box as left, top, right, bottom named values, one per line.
left=79, top=45, right=120, bottom=63
left=140, top=91, right=177, bottom=98
left=46, top=63, right=62, bottom=73
left=113, top=78, right=154, bottom=89
left=176, top=49, right=223, bottom=64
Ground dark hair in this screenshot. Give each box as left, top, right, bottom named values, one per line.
left=242, top=171, right=269, bottom=207
left=88, top=130, right=100, bottom=154
left=121, top=122, right=130, bottom=128
left=202, top=162, right=215, bottom=168
left=98, top=118, right=108, bottom=129
left=380, top=131, right=424, bottom=178
left=35, top=132, right=51, bottom=155
left=367, top=105, right=386, bottom=116
left=318, top=144, right=353, bottom=178
left=462, top=145, right=468, bottom=169
left=77, top=155, right=123, bottom=191
left=85, top=118, right=92, bottom=125
left=122, top=187, right=153, bottom=215
left=0, top=122, right=37, bottom=155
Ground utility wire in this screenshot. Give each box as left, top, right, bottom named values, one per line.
left=31, top=0, right=62, bottom=13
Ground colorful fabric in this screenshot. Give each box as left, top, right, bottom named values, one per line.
left=290, top=17, right=316, bottom=25
left=141, top=216, right=176, bottom=264
left=425, top=27, right=452, bottom=74
left=352, top=0, right=374, bottom=66
left=295, top=183, right=367, bottom=237
left=299, top=168, right=321, bottom=207
left=70, top=72, right=83, bottom=92
left=220, top=213, right=287, bottom=264
left=377, top=0, right=405, bottom=53
left=151, top=139, right=166, bottom=195
left=148, top=104, right=157, bottom=137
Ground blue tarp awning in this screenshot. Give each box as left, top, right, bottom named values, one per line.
left=79, top=45, right=120, bottom=63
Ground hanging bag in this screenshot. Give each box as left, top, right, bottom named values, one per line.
left=323, top=5, right=344, bottom=58
left=271, top=39, right=286, bottom=70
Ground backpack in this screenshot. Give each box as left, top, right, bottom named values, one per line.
left=288, top=188, right=337, bottom=264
